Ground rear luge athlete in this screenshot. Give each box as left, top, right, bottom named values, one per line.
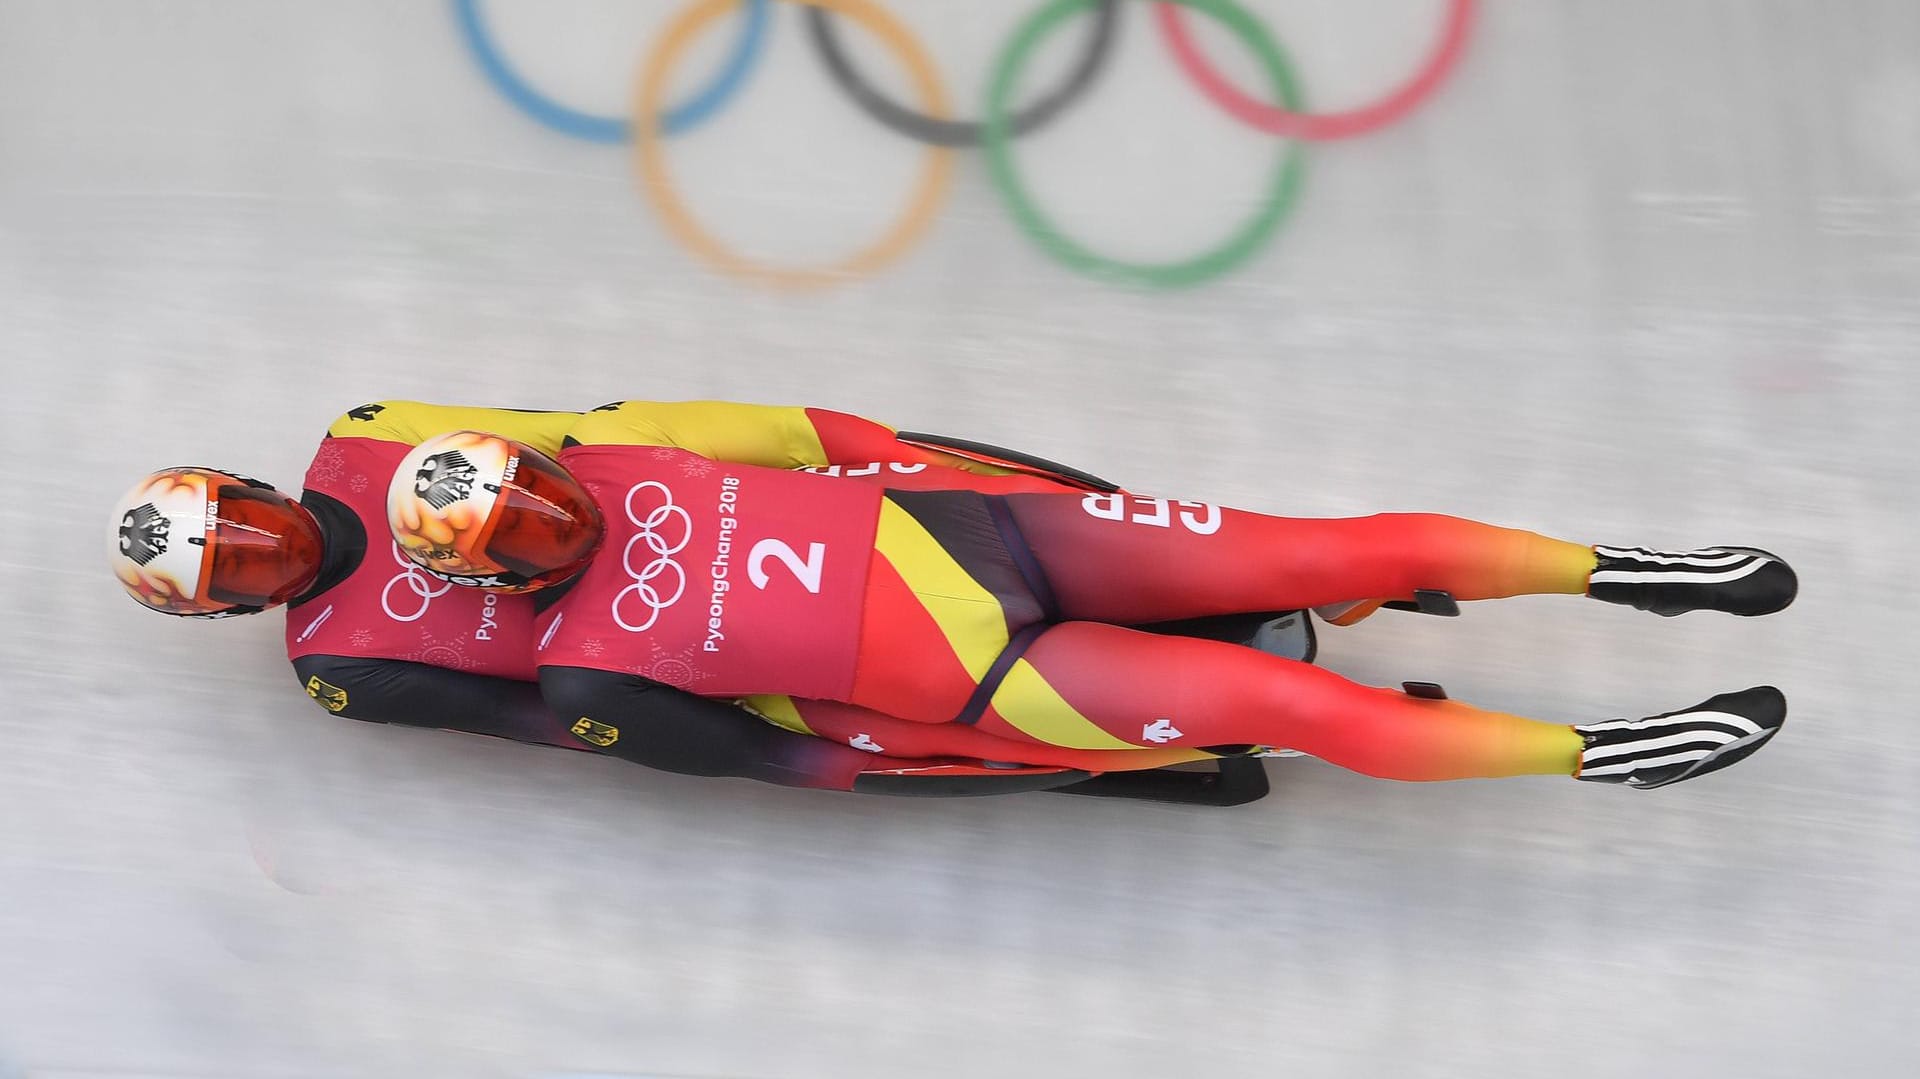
left=107, top=399, right=1280, bottom=798
left=386, top=400, right=1796, bottom=794
left=108, top=401, right=587, bottom=748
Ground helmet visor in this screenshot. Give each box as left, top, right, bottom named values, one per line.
left=484, top=447, right=604, bottom=587
left=205, top=483, right=323, bottom=609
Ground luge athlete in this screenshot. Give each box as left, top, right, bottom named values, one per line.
left=108, top=399, right=1287, bottom=797
left=385, top=401, right=1796, bottom=794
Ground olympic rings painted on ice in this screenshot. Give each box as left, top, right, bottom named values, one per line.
left=449, top=0, right=1476, bottom=289
left=1154, top=0, right=1475, bottom=141
left=985, top=0, right=1307, bottom=289
left=803, top=1, right=1121, bottom=148
left=635, top=0, right=955, bottom=291
left=451, top=0, right=772, bottom=141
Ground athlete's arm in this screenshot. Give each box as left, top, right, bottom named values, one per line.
left=326, top=401, right=581, bottom=456
left=328, top=399, right=1114, bottom=489
left=539, top=665, right=899, bottom=790
left=565, top=400, right=1048, bottom=477
left=538, top=666, right=1090, bottom=795
left=292, top=654, right=579, bottom=748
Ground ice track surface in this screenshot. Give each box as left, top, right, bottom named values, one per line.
left=2, top=2, right=1917, bottom=1077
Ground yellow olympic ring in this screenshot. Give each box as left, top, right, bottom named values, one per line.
left=635, top=0, right=954, bottom=290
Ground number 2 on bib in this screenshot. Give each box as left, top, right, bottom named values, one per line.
left=748, top=538, right=827, bottom=594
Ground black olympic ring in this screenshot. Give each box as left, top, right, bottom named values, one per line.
left=802, top=0, right=1120, bottom=148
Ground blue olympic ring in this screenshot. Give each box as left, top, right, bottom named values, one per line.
left=450, top=0, right=772, bottom=141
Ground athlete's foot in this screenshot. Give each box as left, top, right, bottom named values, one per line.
left=1587, top=545, right=1798, bottom=617
left=1575, top=686, right=1786, bottom=789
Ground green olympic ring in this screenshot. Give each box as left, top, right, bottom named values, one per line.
left=982, top=0, right=1308, bottom=289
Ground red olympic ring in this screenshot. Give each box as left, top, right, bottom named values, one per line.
left=1153, top=0, right=1475, bottom=141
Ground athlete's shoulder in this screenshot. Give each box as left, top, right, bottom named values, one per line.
left=324, top=400, right=581, bottom=455
left=563, top=400, right=674, bottom=448
left=325, top=401, right=413, bottom=439
left=290, top=653, right=385, bottom=722
left=563, top=400, right=818, bottom=461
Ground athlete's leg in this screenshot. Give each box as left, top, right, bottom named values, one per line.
left=838, top=617, right=1782, bottom=787
left=744, top=694, right=1216, bottom=772
left=977, top=621, right=1582, bottom=782
left=1002, top=492, right=1596, bottom=624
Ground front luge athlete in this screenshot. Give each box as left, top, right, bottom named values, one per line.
left=384, top=401, right=1796, bottom=794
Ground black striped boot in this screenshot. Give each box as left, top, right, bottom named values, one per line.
left=1588, top=545, right=1798, bottom=617
left=1575, top=686, right=1787, bottom=789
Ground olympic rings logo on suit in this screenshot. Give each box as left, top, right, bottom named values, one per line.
left=382, top=541, right=455, bottom=623
left=611, top=480, right=694, bottom=633
left=450, top=0, right=1476, bottom=291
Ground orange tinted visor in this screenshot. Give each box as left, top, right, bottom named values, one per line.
left=207, top=484, right=323, bottom=609
left=483, top=448, right=604, bottom=589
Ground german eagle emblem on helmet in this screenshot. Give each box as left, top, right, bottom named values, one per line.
left=118, top=502, right=171, bottom=565
left=414, top=450, right=478, bottom=510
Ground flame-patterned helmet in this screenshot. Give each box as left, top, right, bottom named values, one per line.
left=108, top=468, right=323, bottom=617
left=387, top=431, right=603, bottom=594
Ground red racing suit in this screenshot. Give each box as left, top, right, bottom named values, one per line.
left=286, top=401, right=581, bottom=746
left=292, top=399, right=1123, bottom=796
